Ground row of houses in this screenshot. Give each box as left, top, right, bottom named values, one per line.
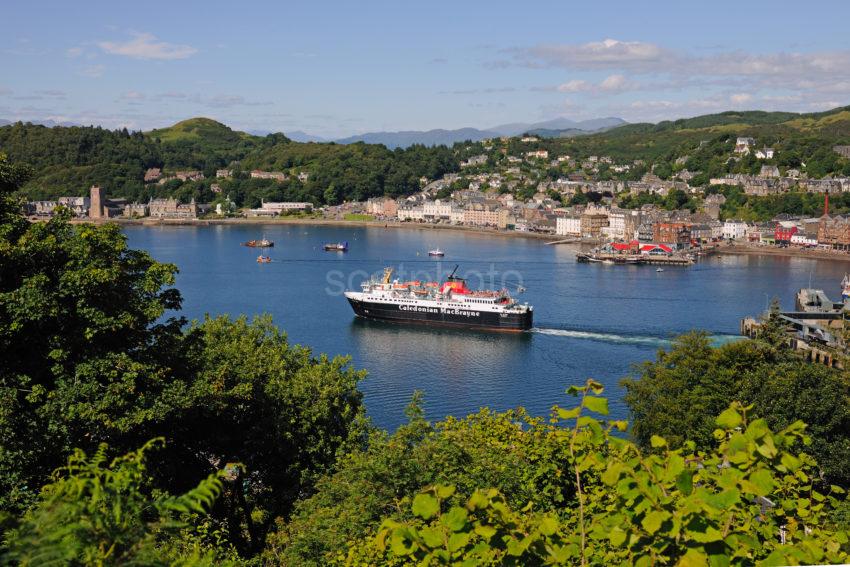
left=24, top=185, right=214, bottom=220
left=710, top=173, right=850, bottom=196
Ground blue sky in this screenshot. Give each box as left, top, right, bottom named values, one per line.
left=3, top=0, right=849, bottom=137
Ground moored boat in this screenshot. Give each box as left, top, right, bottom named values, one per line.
left=344, top=265, right=533, bottom=331
left=324, top=241, right=348, bottom=252
left=428, top=248, right=445, bottom=257
left=244, top=238, right=274, bottom=248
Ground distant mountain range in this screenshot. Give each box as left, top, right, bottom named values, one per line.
left=1, top=116, right=627, bottom=148
left=332, top=117, right=627, bottom=148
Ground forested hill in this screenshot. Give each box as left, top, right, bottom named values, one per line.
left=3, top=106, right=850, bottom=207
left=0, top=117, right=459, bottom=206
left=544, top=105, right=850, bottom=163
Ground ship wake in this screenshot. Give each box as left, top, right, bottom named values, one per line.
left=531, top=327, right=740, bottom=347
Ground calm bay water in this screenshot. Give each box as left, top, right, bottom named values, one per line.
left=124, top=224, right=848, bottom=431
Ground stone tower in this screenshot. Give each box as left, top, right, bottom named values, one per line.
left=89, top=185, right=104, bottom=218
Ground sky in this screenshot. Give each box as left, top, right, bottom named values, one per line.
left=2, top=0, right=850, bottom=138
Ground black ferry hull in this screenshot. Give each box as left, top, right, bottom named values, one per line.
left=347, top=298, right=532, bottom=332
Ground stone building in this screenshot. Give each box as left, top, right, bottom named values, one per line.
left=818, top=215, right=850, bottom=250
left=148, top=197, right=208, bottom=219
left=89, top=186, right=105, bottom=219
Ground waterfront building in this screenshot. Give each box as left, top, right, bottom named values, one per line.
left=397, top=204, right=425, bottom=222
left=722, top=219, right=748, bottom=240
left=556, top=215, right=581, bottom=236
left=57, top=196, right=90, bottom=217
left=774, top=222, right=799, bottom=245
left=123, top=202, right=149, bottom=218
left=580, top=210, right=608, bottom=238
left=637, top=222, right=655, bottom=242
left=366, top=197, right=398, bottom=218
left=422, top=199, right=453, bottom=222
left=245, top=201, right=313, bottom=217
left=818, top=215, right=850, bottom=250
left=653, top=221, right=691, bottom=249
left=29, top=200, right=59, bottom=217
left=149, top=197, right=209, bottom=219
left=89, top=185, right=105, bottom=219
left=463, top=202, right=501, bottom=227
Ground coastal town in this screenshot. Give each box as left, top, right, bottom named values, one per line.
left=22, top=136, right=850, bottom=256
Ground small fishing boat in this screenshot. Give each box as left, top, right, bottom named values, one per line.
left=257, top=255, right=271, bottom=263
left=428, top=248, right=445, bottom=257
left=323, top=241, right=348, bottom=252
left=656, top=268, right=664, bottom=272
left=244, top=238, right=274, bottom=248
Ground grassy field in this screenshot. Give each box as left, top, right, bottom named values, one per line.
left=343, top=213, right=374, bottom=221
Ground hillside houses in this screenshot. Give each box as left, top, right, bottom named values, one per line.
left=250, top=169, right=287, bottom=181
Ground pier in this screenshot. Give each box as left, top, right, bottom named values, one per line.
left=740, top=287, right=847, bottom=369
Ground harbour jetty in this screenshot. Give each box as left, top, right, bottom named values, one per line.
left=575, top=240, right=711, bottom=266
left=741, top=285, right=847, bottom=369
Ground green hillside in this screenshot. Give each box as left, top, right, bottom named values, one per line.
left=546, top=105, right=850, bottom=163
left=147, top=117, right=258, bottom=145
left=2, top=106, right=850, bottom=207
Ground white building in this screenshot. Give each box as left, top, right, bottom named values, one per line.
left=755, top=147, right=775, bottom=160
left=791, top=232, right=818, bottom=246
left=397, top=205, right=425, bottom=221
left=722, top=219, right=748, bottom=240
left=556, top=216, right=581, bottom=236
left=422, top=199, right=453, bottom=222
left=245, top=201, right=312, bottom=216
left=734, top=137, right=755, bottom=154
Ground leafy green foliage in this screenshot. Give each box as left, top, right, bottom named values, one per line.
left=2, top=439, right=239, bottom=566
left=270, top=403, right=573, bottom=566
left=623, top=332, right=850, bottom=488
left=346, top=382, right=850, bottom=565
left=0, top=194, right=368, bottom=556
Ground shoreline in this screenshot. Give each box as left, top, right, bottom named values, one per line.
left=74, top=216, right=565, bottom=242
left=716, top=243, right=850, bottom=263
left=65, top=216, right=850, bottom=263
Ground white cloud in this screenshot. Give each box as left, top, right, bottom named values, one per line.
left=555, top=74, right=634, bottom=94
left=599, top=74, right=628, bottom=91
left=514, top=39, right=672, bottom=71
left=97, top=32, right=197, bottom=60
left=730, top=93, right=753, bottom=105
left=557, top=79, right=589, bottom=93
left=79, top=65, right=105, bottom=78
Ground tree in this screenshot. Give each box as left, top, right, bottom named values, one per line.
left=623, top=332, right=850, bottom=487
left=345, top=382, right=850, bottom=566
left=2, top=439, right=239, bottom=566
left=0, top=197, right=368, bottom=556
left=269, top=400, right=573, bottom=566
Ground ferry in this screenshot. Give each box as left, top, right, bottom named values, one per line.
left=344, top=266, right=533, bottom=331
left=244, top=238, right=274, bottom=248
left=324, top=241, right=349, bottom=252
left=428, top=248, right=445, bottom=257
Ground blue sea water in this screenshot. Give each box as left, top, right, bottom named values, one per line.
left=124, top=224, right=848, bottom=431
